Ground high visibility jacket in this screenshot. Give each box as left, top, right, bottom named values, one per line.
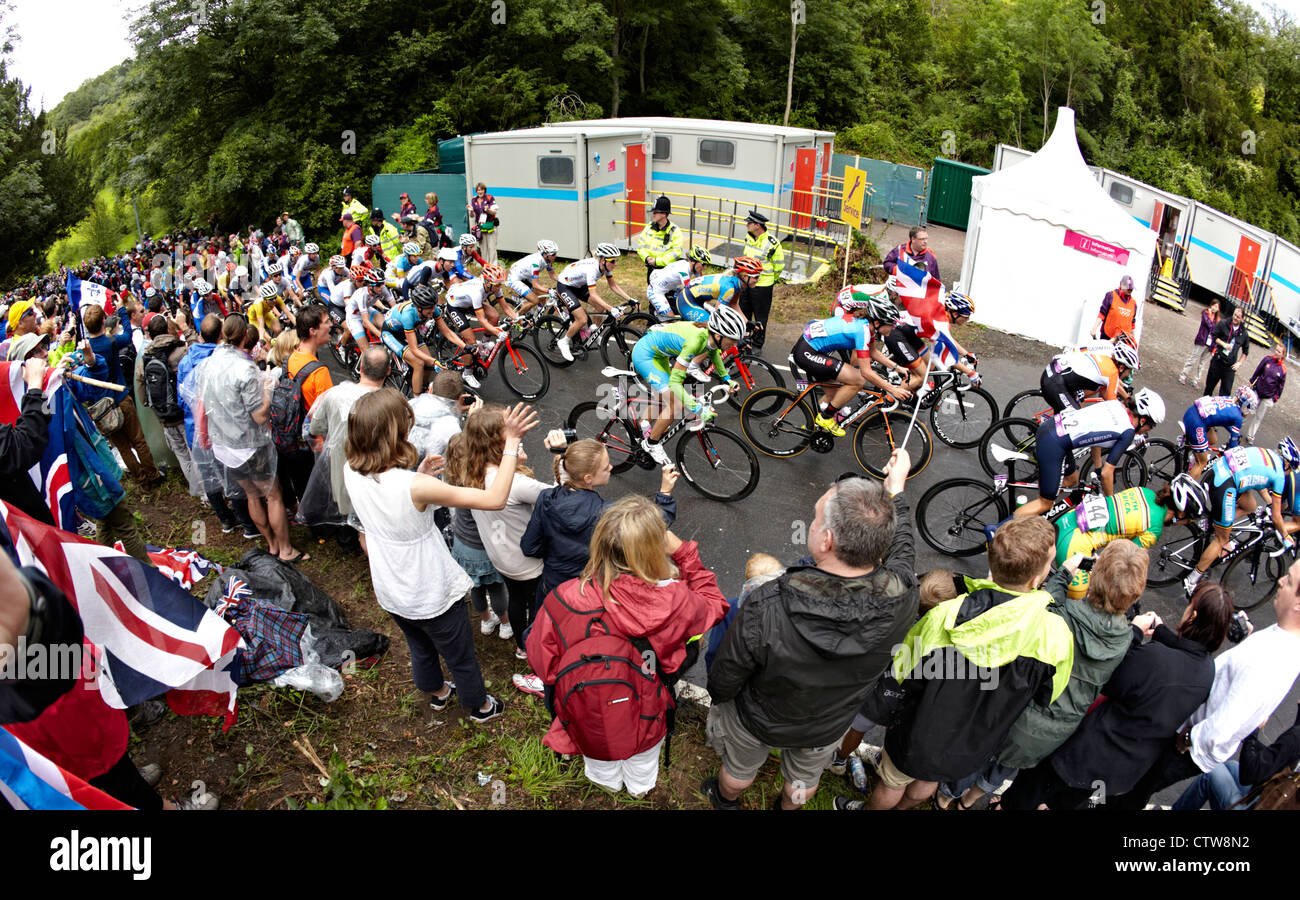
left=743, top=230, right=784, bottom=287
left=636, top=221, right=683, bottom=267
left=1100, top=290, right=1137, bottom=339
left=341, top=199, right=369, bottom=226
left=370, top=221, right=402, bottom=262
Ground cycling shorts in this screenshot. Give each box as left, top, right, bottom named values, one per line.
left=381, top=330, right=408, bottom=357
left=631, top=340, right=674, bottom=394
left=1181, top=407, right=1213, bottom=453
left=791, top=337, right=844, bottom=383
left=1040, top=370, right=1086, bottom=414
left=677, top=293, right=711, bottom=324
left=444, top=306, right=474, bottom=333
left=556, top=284, right=587, bottom=314
left=884, top=328, right=926, bottom=366
left=508, top=275, right=534, bottom=299
left=1207, top=476, right=1240, bottom=529
left=1035, top=417, right=1078, bottom=501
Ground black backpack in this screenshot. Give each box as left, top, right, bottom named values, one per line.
left=141, top=349, right=183, bottom=424
left=269, top=360, right=324, bottom=452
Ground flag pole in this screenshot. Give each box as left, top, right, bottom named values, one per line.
left=842, top=226, right=852, bottom=290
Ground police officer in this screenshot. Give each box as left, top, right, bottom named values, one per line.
left=636, top=195, right=683, bottom=283
left=740, top=210, right=783, bottom=349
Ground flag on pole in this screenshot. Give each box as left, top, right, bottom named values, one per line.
left=0, top=363, right=75, bottom=529
left=888, top=258, right=958, bottom=366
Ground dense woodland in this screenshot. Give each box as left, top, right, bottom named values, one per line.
left=3, top=0, right=1299, bottom=284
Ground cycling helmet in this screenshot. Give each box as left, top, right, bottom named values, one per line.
left=733, top=257, right=764, bottom=277
left=192, top=279, right=211, bottom=293
left=402, top=241, right=422, bottom=257
left=144, top=287, right=157, bottom=299
left=1132, top=387, right=1166, bottom=425
left=537, top=240, right=559, bottom=256
left=943, top=290, right=974, bottom=318
left=304, top=243, right=319, bottom=254
left=1278, top=436, right=1300, bottom=469
left=264, top=262, right=282, bottom=276
left=437, top=248, right=459, bottom=263
left=1112, top=342, right=1140, bottom=371
left=481, top=264, right=507, bottom=285
left=459, top=234, right=478, bottom=248
left=595, top=243, right=621, bottom=259
left=328, top=255, right=346, bottom=268
left=235, top=265, right=248, bottom=277
left=866, top=294, right=901, bottom=324
left=363, top=268, right=385, bottom=287
left=259, top=282, right=280, bottom=299
left=364, top=234, right=381, bottom=247
left=290, top=246, right=302, bottom=256
left=707, top=304, right=747, bottom=342
left=402, top=213, right=421, bottom=225
left=349, top=264, right=369, bottom=282
left=410, top=284, right=439, bottom=309
left=688, top=246, right=711, bottom=264
left=1169, top=473, right=1210, bottom=518
left=1235, top=385, right=1259, bottom=414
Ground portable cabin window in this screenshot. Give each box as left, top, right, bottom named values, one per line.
left=1109, top=183, right=1134, bottom=206
left=538, top=155, right=576, bottom=186
left=698, top=139, right=736, bottom=167
left=653, top=136, right=671, bottom=161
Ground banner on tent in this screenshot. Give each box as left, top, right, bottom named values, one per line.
left=1064, top=229, right=1130, bottom=266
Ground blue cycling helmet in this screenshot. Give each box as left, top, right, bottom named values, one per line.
left=1278, top=436, right=1299, bottom=470
left=943, top=291, right=974, bottom=318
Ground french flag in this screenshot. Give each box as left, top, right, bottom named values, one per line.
left=888, top=259, right=958, bottom=366
left=0, top=728, right=132, bottom=810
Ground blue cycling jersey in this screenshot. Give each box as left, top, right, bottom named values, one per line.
left=1208, top=446, right=1286, bottom=494
left=802, top=315, right=871, bottom=355
left=382, top=301, right=426, bottom=338
left=679, top=274, right=741, bottom=308
left=1189, top=396, right=1244, bottom=448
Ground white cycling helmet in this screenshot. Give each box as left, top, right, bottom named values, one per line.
left=264, top=262, right=282, bottom=276
left=437, top=248, right=459, bottom=262
left=328, top=255, right=346, bottom=268
left=1133, top=387, right=1165, bottom=425
left=707, top=304, right=747, bottom=342
left=459, top=234, right=478, bottom=248
left=1235, top=385, right=1259, bottom=414
left=1112, top=342, right=1140, bottom=371
left=537, top=240, right=559, bottom=256
left=364, top=234, right=381, bottom=246
left=259, top=282, right=280, bottom=298
left=235, top=265, right=248, bottom=277
left=402, top=242, right=422, bottom=256
left=595, top=242, right=621, bottom=259
left=1169, top=473, right=1210, bottom=518
left=192, top=279, right=211, bottom=293
left=304, top=243, right=319, bottom=254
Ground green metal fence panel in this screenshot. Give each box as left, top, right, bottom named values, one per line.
left=925, top=157, right=989, bottom=230
left=827, top=153, right=927, bottom=225
left=370, top=172, right=469, bottom=236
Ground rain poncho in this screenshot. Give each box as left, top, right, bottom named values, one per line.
left=180, top=343, right=277, bottom=498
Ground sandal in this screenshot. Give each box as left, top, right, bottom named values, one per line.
left=279, top=550, right=312, bottom=565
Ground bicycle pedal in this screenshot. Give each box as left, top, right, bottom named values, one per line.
left=810, top=432, right=835, bottom=454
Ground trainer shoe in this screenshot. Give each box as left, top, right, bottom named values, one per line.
left=470, top=694, right=505, bottom=724
left=498, top=621, right=514, bottom=641
left=138, top=763, right=163, bottom=788
left=814, top=414, right=846, bottom=437
left=700, top=776, right=743, bottom=810
left=242, top=526, right=261, bottom=540
left=641, top=438, right=671, bottom=467
left=555, top=336, right=574, bottom=362
left=515, top=646, right=528, bottom=661
left=1178, top=374, right=1188, bottom=384
left=834, top=796, right=867, bottom=811
left=480, top=612, right=500, bottom=635
left=827, top=752, right=849, bottom=776
left=172, top=793, right=220, bottom=810
left=1183, top=570, right=1204, bottom=597
left=428, top=681, right=457, bottom=712
left=462, top=371, right=482, bottom=390
left=512, top=673, right=545, bottom=697
left=220, top=521, right=238, bottom=534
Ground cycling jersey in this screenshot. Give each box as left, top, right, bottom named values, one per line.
left=1053, top=399, right=1135, bottom=452
left=245, top=298, right=283, bottom=334
left=292, top=254, right=317, bottom=290
left=1182, top=395, right=1243, bottom=451
left=346, top=289, right=386, bottom=338
left=648, top=260, right=692, bottom=318
left=447, top=278, right=495, bottom=311
left=802, top=315, right=872, bottom=357
left=508, top=252, right=554, bottom=297
left=558, top=258, right=603, bottom=290
left=1206, top=447, right=1286, bottom=527
left=1055, top=487, right=1165, bottom=598
left=632, top=321, right=730, bottom=408
left=1044, top=351, right=1120, bottom=399
left=679, top=274, right=740, bottom=309
left=319, top=269, right=347, bottom=305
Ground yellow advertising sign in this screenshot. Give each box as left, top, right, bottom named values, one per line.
left=841, top=166, right=866, bottom=228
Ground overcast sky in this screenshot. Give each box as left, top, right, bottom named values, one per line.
left=5, top=0, right=1300, bottom=111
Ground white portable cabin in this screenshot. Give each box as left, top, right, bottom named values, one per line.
left=993, top=142, right=1103, bottom=184
left=1263, top=236, right=1300, bottom=329
left=1181, top=201, right=1276, bottom=304
left=462, top=123, right=653, bottom=260
left=1097, top=170, right=1190, bottom=264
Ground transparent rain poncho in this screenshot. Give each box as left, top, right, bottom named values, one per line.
left=180, top=343, right=278, bottom=499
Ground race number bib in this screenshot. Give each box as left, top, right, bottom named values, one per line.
left=1224, top=447, right=1251, bottom=474
left=803, top=320, right=829, bottom=342
left=1076, top=495, right=1111, bottom=533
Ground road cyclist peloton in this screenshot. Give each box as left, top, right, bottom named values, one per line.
left=551, top=243, right=636, bottom=363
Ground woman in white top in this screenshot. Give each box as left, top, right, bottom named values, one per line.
left=344, top=388, right=538, bottom=723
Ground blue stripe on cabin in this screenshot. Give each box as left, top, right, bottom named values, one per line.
left=1189, top=235, right=1234, bottom=263
left=1272, top=272, right=1300, bottom=296
left=1131, top=215, right=1150, bottom=227
left=487, top=187, right=580, bottom=201
left=651, top=171, right=775, bottom=193
left=587, top=181, right=625, bottom=200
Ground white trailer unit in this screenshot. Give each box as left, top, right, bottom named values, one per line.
left=1098, top=170, right=1190, bottom=263
left=1181, top=201, right=1276, bottom=304
left=993, top=142, right=1103, bottom=184
left=462, top=124, right=651, bottom=260
left=1264, top=236, right=1300, bottom=328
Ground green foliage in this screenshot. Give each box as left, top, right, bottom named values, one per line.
left=46, top=188, right=139, bottom=269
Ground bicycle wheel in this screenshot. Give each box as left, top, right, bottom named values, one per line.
left=852, top=408, right=932, bottom=479
left=1078, top=448, right=1148, bottom=489
left=675, top=426, right=760, bottom=502
left=1133, top=437, right=1182, bottom=489
left=497, top=342, right=549, bottom=401
left=618, top=311, right=656, bottom=336
left=1221, top=548, right=1286, bottom=611
left=978, top=417, right=1040, bottom=478
left=1003, top=388, right=1047, bottom=421
left=600, top=325, right=644, bottom=369
left=928, top=384, right=998, bottom=449
left=328, top=325, right=351, bottom=368
left=567, top=401, right=637, bottom=474
left=917, top=478, right=1008, bottom=557
left=384, top=367, right=413, bottom=399
left=1146, top=522, right=1206, bottom=588
left=532, top=315, right=575, bottom=367
left=726, top=354, right=785, bottom=413
left=739, top=387, right=815, bottom=458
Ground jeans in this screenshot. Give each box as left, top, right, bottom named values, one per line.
left=939, top=761, right=1020, bottom=801
left=389, top=604, right=488, bottom=712
left=1171, top=761, right=1251, bottom=810
left=1110, top=741, right=1203, bottom=810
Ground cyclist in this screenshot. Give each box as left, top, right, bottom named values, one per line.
left=1014, top=387, right=1165, bottom=519
left=293, top=242, right=320, bottom=294
left=458, top=233, right=487, bottom=270
left=789, top=293, right=912, bottom=436
left=444, top=264, right=519, bottom=353
left=361, top=233, right=388, bottom=271
left=262, top=261, right=303, bottom=307
left=506, top=239, right=559, bottom=313
left=318, top=255, right=350, bottom=306
left=380, top=283, right=458, bottom=396
left=1180, top=386, right=1256, bottom=480
left=552, top=243, right=635, bottom=363
left=385, top=241, right=423, bottom=291
left=882, top=291, right=980, bottom=398
left=676, top=256, right=759, bottom=324
left=647, top=245, right=709, bottom=320
left=1183, top=440, right=1297, bottom=595
left=247, top=281, right=294, bottom=340
left=1054, top=483, right=1169, bottom=599
left=434, top=246, right=471, bottom=287
left=1040, top=340, right=1138, bottom=413
left=632, top=306, right=744, bottom=467
left=832, top=283, right=890, bottom=320
left=346, top=268, right=391, bottom=350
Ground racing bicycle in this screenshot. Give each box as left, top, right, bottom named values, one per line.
left=1145, top=506, right=1293, bottom=608
left=976, top=414, right=1148, bottom=487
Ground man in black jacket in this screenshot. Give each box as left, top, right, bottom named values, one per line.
left=701, top=450, right=917, bottom=810
left=1204, top=304, right=1249, bottom=396
left=0, top=355, right=55, bottom=526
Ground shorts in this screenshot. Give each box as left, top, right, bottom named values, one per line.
left=444, top=305, right=474, bottom=333
left=1208, top=475, right=1239, bottom=529
left=875, top=749, right=917, bottom=790
left=677, top=293, right=711, bottom=324
left=791, top=337, right=844, bottom=383
left=649, top=287, right=681, bottom=320
left=1040, top=371, right=1085, bottom=414
left=381, top=329, right=408, bottom=357
left=556, top=284, right=586, bottom=316
left=631, top=340, right=674, bottom=394
left=1035, top=418, right=1075, bottom=500
left=348, top=322, right=369, bottom=344
left=507, top=275, right=533, bottom=299
left=583, top=740, right=664, bottom=795
left=1182, top=407, right=1211, bottom=452
left=884, top=329, right=925, bottom=366
left=705, top=700, right=837, bottom=790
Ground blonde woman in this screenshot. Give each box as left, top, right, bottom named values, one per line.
left=526, top=495, right=729, bottom=796
left=344, top=388, right=539, bottom=722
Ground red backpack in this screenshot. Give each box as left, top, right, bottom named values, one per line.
left=543, top=588, right=674, bottom=762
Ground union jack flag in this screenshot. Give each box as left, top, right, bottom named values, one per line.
left=0, top=728, right=132, bottom=810
left=0, top=363, right=75, bottom=529
left=110, top=543, right=224, bottom=591
left=888, top=259, right=958, bottom=366
left=1, top=502, right=244, bottom=730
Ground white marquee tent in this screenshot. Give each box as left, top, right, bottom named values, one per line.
left=959, top=107, right=1157, bottom=348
